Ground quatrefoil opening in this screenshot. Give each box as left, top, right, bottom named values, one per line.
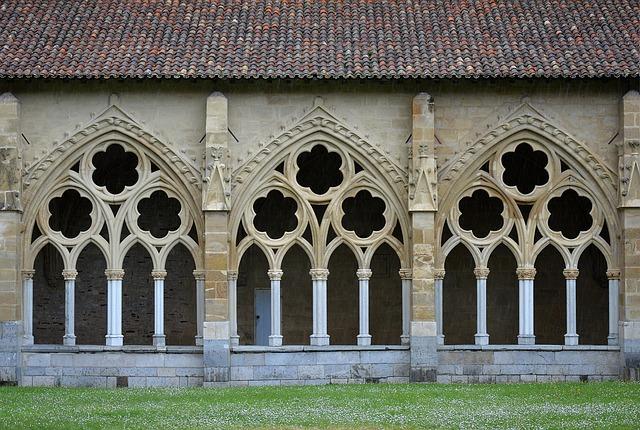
left=92, top=144, right=139, bottom=194
left=296, top=145, right=343, bottom=195
left=137, top=191, right=182, bottom=239
left=458, top=189, right=504, bottom=239
left=253, top=190, right=298, bottom=240
left=501, top=143, right=549, bottom=194
left=548, top=189, right=593, bottom=240
left=341, top=190, right=386, bottom=239
left=48, top=189, right=92, bottom=239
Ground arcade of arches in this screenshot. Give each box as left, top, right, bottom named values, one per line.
left=2, top=88, right=638, bottom=387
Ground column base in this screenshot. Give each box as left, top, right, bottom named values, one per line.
left=153, top=334, right=166, bottom=347
left=230, top=335, right=240, bottom=347
left=195, top=335, right=203, bottom=346
left=310, top=334, right=330, bottom=346
left=436, top=334, right=445, bottom=345
left=63, top=335, right=76, bottom=346
left=357, top=334, right=372, bottom=346
left=564, top=334, right=579, bottom=346
left=401, top=334, right=411, bottom=345
left=517, top=335, right=535, bottom=345
left=268, top=335, right=283, bottom=347
left=474, top=334, right=489, bottom=345
left=22, top=335, right=34, bottom=345
left=105, top=335, right=124, bottom=347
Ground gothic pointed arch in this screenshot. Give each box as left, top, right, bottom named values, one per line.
left=21, top=103, right=203, bottom=272
left=229, top=98, right=409, bottom=272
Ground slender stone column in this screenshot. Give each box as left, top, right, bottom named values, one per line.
left=563, top=269, right=579, bottom=346
left=21, top=270, right=35, bottom=345
left=517, top=267, right=536, bottom=345
left=105, top=269, right=124, bottom=346
left=193, top=270, right=205, bottom=346
left=399, top=269, right=413, bottom=345
left=152, top=270, right=167, bottom=347
left=474, top=267, right=490, bottom=345
left=607, top=270, right=620, bottom=345
left=227, top=270, right=239, bottom=346
left=356, top=269, right=372, bottom=346
left=433, top=269, right=445, bottom=345
left=268, top=269, right=283, bottom=346
left=310, top=268, right=330, bottom=346
left=62, top=269, right=78, bottom=346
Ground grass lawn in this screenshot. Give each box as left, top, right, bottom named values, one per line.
left=0, top=382, right=639, bottom=429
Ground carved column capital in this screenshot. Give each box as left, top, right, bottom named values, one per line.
left=226, top=270, right=238, bottom=281
left=356, top=269, right=372, bottom=280
left=22, top=270, right=35, bottom=280
left=193, top=270, right=206, bottom=281
left=516, top=267, right=537, bottom=280
left=268, top=269, right=283, bottom=281
left=433, top=269, right=446, bottom=280
left=104, top=269, right=125, bottom=280
left=562, top=269, right=579, bottom=280
left=473, top=267, right=490, bottom=279
left=62, top=269, right=78, bottom=281
left=399, top=268, right=413, bottom=280
left=606, top=269, right=621, bottom=280
left=151, top=270, right=167, bottom=280
left=309, top=268, right=329, bottom=281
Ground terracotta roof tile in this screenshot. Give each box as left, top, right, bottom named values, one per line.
left=0, top=0, right=638, bottom=80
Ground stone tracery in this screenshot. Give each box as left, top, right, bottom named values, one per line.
left=438, top=120, right=619, bottom=347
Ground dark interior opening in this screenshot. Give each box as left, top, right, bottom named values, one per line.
left=165, top=244, right=197, bottom=345
left=122, top=243, right=154, bottom=345
left=137, top=190, right=181, bottom=238
left=252, top=190, right=297, bottom=239
left=370, top=243, right=402, bottom=345
left=341, top=190, right=386, bottom=238
left=75, top=243, right=107, bottom=344
left=486, top=244, right=518, bottom=344
left=327, top=244, right=359, bottom=345
left=547, top=189, right=592, bottom=240
left=237, top=245, right=269, bottom=345
left=91, top=144, right=139, bottom=194
left=48, top=189, right=92, bottom=239
left=534, top=246, right=566, bottom=344
left=458, top=189, right=503, bottom=238
left=577, top=245, right=608, bottom=344
left=443, top=244, right=476, bottom=344
left=281, top=245, right=312, bottom=345
left=501, top=143, right=549, bottom=194
left=33, top=244, right=65, bottom=344
left=296, top=145, right=343, bottom=194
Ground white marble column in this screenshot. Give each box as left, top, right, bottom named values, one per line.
left=22, top=270, right=35, bottom=345
left=356, top=269, right=372, bottom=346
left=607, top=269, right=620, bottom=345
left=310, top=268, right=330, bottom=346
left=474, top=267, right=490, bottom=345
left=62, top=269, right=78, bottom=346
left=227, top=270, right=239, bottom=346
left=433, top=269, right=445, bottom=345
left=193, top=270, right=205, bottom=346
left=517, top=267, right=536, bottom=345
left=399, top=269, right=413, bottom=345
left=105, top=269, right=124, bottom=347
left=152, top=270, right=167, bottom=347
left=268, top=269, right=283, bottom=346
left=563, top=268, right=579, bottom=345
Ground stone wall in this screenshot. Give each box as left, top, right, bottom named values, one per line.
left=20, top=347, right=203, bottom=387
left=0, top=321, right=19, bottom=384
left=224, top=346, right=410, bottom=386
left=437, top=346, right=620, bottom=383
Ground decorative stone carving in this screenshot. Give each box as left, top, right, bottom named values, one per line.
left=104, top=269, right=125, bottom=280
left=516, top=267, right=537, bottom=280
left=473, top=267, right=490, bottom=279
left=563, top=269, right=579, bottom=280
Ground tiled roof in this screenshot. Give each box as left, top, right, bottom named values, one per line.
left=0, top=0, right=638, bottom=80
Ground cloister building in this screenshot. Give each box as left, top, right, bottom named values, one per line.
left=0, top=0, right=639, bottom=387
